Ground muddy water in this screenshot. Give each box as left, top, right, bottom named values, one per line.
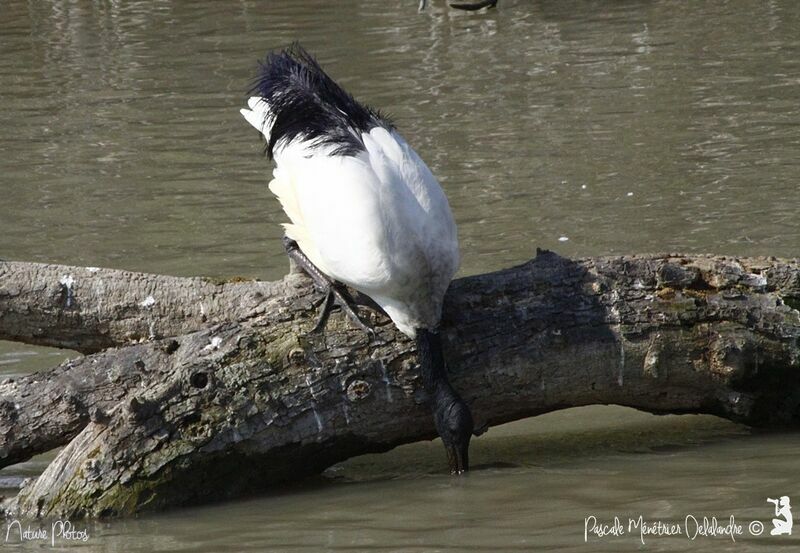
left=1, top=0, right=799, bottom=551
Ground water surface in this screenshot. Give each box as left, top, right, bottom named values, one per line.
left=1, top=0, right=799, bottom=551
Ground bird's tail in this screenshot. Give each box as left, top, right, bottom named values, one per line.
left=240, top=96, right=272, bottom=141
left=239, top=44, right=392, bottom=159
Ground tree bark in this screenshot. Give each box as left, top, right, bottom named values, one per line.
left=0, top=253, right=798, bottom=519
left=0, top=261, right=295, bottom=354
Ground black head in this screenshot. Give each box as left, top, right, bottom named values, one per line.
left=432, top=387, right=474, bottom=474
left=416, top=328, right=474, bottom=475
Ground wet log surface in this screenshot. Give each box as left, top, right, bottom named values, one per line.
left=0, top=252, right=798, bottom=518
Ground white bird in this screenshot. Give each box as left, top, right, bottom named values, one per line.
left=240, top=45, right=473, bottom=473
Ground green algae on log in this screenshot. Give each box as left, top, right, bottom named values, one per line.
left=0, top=253, right=799, bottom=518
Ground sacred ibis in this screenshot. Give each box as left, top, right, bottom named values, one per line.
left=240, top=45, right=474, bottom=474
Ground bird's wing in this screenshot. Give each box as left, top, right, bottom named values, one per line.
left=362, top=127, right=459, bottom=287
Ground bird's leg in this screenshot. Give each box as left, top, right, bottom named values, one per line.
left=311, top=289, right=335, bottom=333
left=282, top=236, right=375, bottom=335
left=416, top=328, right=474, bottom=475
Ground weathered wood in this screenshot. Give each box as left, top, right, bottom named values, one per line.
left=0, top=253, right=799, bottom=519
left=0, top=261, right=294, bottom=354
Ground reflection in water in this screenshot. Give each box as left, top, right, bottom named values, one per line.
left=1, top=0, right=799, bottom=551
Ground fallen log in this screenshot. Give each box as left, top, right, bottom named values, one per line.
left=0, top=252, right=798, bottom=519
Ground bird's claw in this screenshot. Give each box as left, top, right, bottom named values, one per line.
left=308, top=283, right=376, bottom=338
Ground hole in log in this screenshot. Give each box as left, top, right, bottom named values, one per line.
left=0, top=400, right=19, bottom=422
left=162, top=339, right=180, bottom=354
left=346, top=379, right=371, bottom=401
left=190, top=372, right=209, bottom=389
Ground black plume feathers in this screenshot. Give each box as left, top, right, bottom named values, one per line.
left=249, top=44, right=393, bottom=159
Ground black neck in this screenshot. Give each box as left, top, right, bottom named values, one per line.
left=415, top=327, right=474, bottom=473
left=415, top=328, right=451, bottom=395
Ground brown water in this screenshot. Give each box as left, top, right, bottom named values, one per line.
left=1, top=0, right=799, bottom=550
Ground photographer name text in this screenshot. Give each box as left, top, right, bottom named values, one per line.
left=584, top=514, right=766, bottom=544
left=4, top=519, right=89, bottom=547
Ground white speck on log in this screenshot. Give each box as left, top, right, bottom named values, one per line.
left=378, top=360, right=393, bottom=402
left=311, top=408, right=323, bottom=433
left=743, top=273, right=767, bottom=288
left=304, top=377, right=324, bottom=432
left=202, top=337, right=222, bottom=351
left=59, top=275, right=75, bottom=308
left=139, top=296, right=156, bottom=308
left=305, top=376, right=320, bottom=400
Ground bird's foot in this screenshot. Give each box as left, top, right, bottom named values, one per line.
left=311, top=283, right=375, bottom=337
left=283, top=236, right=375, bottom=336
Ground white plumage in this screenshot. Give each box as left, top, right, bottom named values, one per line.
left=240, top=98, right=459, bottom=338
left=241, top=46, right=474, bottom=474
